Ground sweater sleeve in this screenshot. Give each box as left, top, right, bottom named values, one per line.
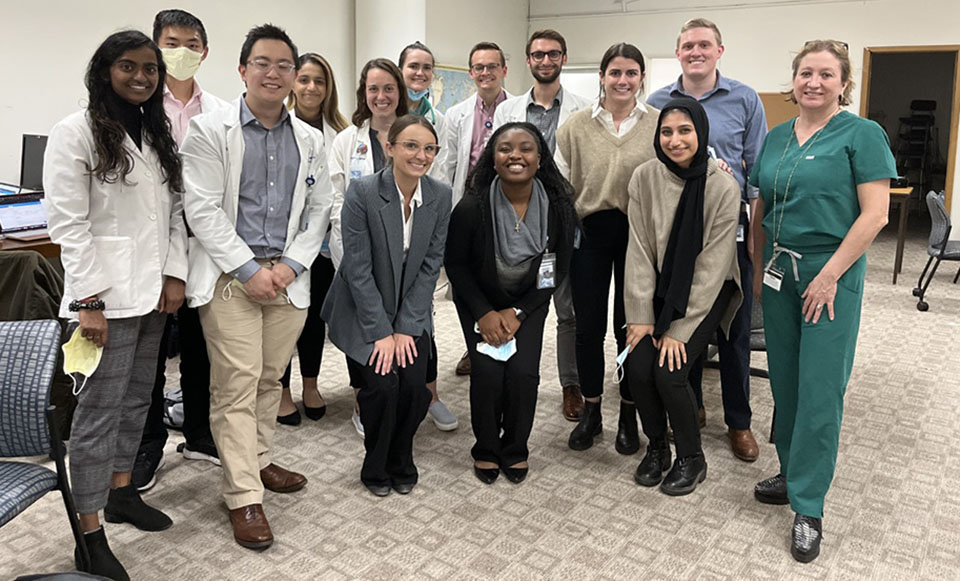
left=624, top=167, right=658, bottom=325
left=666, top=173, right=741, bottom=343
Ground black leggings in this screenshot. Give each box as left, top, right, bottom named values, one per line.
left=281, top=255, right=335, bottom=387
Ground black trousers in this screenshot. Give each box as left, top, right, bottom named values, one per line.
left=629, top=281, right=737, bottom=458
left=140, top=303, right=213, bottom=452
left=570, top=209, right=630, bottom=400
left=348, top=332, right=432, bottom=488
left=687, top=214, right=753, bottom=429
left=281, top=255, right=336, bottom=387
left=456, top=301, right=548, bottom=467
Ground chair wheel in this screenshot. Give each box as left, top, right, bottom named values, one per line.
left=917, top=301, right=929, bottom=311
left=912, top=288, right=921, bottom=297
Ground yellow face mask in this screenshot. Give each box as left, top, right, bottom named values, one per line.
left=62, top=327, right=103, bottom=395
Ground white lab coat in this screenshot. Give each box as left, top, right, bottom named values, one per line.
left=436, top=90, right=514, bottom=206
left=492, top=86, right=592, bottom=133
left=327, top=121, right=375, bottom=269
left=43, top=110, right=188, bottom=319
left=180, top=97, right=334, bottom=309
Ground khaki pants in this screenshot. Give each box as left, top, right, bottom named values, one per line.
left=199, top=271, right=307, bottom=509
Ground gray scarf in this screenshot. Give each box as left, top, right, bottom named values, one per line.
left=490, top=176, right=549, bottom=267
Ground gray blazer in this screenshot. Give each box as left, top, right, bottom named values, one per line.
left=321, top=169, right=451, bottom=364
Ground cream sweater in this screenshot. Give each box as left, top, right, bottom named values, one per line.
left=624, top=157, right=743, bottom=343
left=555, top=106, right=659, bottom=217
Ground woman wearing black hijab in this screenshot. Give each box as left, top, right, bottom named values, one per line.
left=622, top=97, right=743, bottom=496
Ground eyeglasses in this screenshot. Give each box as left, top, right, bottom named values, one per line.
left=804, top=40, right=849, bottom=53
left=393, top=141, right=440, bottom=157
left=247, top=58, right=296, bottom=75
left=470, top=63, right=502, bottom=74
left=529, top=50, right=563, bottom=62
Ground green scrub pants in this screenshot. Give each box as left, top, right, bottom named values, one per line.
left=762, top=248, right=866, bottom=518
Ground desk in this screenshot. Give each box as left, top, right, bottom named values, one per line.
left=889, top=186, right=913, bottom=284
left=0, top=235, right=60, bottom=258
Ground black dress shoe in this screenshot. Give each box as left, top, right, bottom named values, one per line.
left=76, top=526, right=130, bottom=581
left=791, top=513, right=822, bottom=563
left=660, top=454, right=707, bottom=496
left=502, top=466, right=528, bottom=484
left=392, top=482, right=415, bottom=495
left=304, top=404, right=326, bottom=421
left=474, top=465, right=499, bottom=484
left=104, top=485, right=172, bottom=531
left=755, top=473, right=790, bottom=505
left=633, top=440, right=671, bottom=487
left=615, top=401, right=641, bottom=455
left=568, top=399, right=602, bottom=451
left=365, top=483, right=391, bottom=497
left=277, top=408, right=301, bottom=426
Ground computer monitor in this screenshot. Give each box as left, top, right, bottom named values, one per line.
left=20, top=134, right=47, bottom=192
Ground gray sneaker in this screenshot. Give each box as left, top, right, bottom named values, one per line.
left=428, top=400, right=458, bottom=431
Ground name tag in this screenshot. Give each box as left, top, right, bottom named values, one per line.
left=538, top=252, right=557, bottom=289
left=736, top=224, right=745, bottom=243
left=763, top=263, right=784, bottom=292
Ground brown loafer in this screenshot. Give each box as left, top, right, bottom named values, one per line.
left=562, top=385, right=584, bottom=422
left=728, top=428, right=759, bottom=462
left=455, top=351, right=471, bottom=376
left=260, top=463, right=307, bottom=493
left=229, top=504, right=273, bottom=549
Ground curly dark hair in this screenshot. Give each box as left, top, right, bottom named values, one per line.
left=84, top=30, right=182, bottom=193
left=464, top=122, right=579, bottom=237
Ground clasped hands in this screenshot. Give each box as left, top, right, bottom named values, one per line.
left=477, top=309, right=521, bottom=347
left=626, top=324, right=688, bottom=372
left=243, top=263, right=296, bottom=301
left=368, top=333, right=419, bottom=376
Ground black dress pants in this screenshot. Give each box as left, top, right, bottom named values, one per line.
left=629, top=281, right=737, bottom=458
left=348, top=332, right=432, bottom=488
left=281, top=255, right=336, bottom=387
left=570, top=209, right=630, bottom=400
left=456, top=301, right=548, bottom=467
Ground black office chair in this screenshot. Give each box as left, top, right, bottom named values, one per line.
left=913, top=190, right=960, bottom=311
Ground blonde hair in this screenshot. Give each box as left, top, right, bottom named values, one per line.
left=676, top=18, right=722, bottom=49
left=783, top=40, right=854, bottom=106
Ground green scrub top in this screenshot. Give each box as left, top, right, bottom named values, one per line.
left=749, top=111, right=896, bottom=253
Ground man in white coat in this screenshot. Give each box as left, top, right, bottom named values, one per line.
left=180, top=24, right=333, bottom=550
left=492, top=29, right=591, bottom=423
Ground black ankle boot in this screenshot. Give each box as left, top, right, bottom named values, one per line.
left=615, top=401, right=640, bottom=455
left=75, top=527, right=130, bottom=581
left=568, top=399, right=602, bottom=451
left=660, top=454, right=707, bottom=496
left=104, top=484, right=173, bottom=531
left=791, top=513, right=822, bottom=563
left=633, top=439, right=671, bottom=486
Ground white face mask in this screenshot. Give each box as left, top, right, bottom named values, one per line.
left=161, top=46, right=203, bottom=81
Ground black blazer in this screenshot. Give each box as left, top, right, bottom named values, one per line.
left=444, top=189, right=575, bottom=322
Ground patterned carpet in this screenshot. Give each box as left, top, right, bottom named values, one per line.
left=2, top=215, right=959, bottom=580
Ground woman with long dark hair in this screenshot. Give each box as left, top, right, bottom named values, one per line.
left=446, top=122, right=577, bottom=484
left=624, top=97, right=741, bottom=497
left=276, top=52, right=349, bottom=425
left=43, top=30, right=187, bottom=580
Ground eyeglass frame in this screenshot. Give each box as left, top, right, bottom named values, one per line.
left=246, top=58, right=297, bottom=75
left=391, top=140, right=441, bottom=157
left=528, top=50, right=563, bottom=62
left=470, top=63, right=502, bottom=74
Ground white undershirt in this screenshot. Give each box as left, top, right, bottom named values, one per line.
left=396, top=179, right=424, bottom=259
left=555, top=98, right=649, bottom=179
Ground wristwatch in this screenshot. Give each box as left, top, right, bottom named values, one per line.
left=513, top=307, right=526, bottom=321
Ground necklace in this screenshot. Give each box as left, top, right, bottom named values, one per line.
left=514, top=204, right=529, bottom=233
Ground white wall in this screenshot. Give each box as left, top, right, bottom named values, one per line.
left=530, top=0, right=960, bottom=234
left=0, top=0, right=354, bottom=183
left=425, top=0, right=529, bottom=95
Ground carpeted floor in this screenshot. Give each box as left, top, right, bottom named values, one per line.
left=2, top=215, right=959, bottom=580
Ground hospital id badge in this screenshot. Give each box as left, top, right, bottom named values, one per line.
left=538, top=253, right=557, bottom=289
left=736, top=224, right=745, bottom=242
left=763, top=263, right=784, bottom=292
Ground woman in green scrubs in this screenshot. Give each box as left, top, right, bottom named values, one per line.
left=748, top=40, right=896, bottom=564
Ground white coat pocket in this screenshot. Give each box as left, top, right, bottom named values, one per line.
left=92, top=235, right=136, bottom=310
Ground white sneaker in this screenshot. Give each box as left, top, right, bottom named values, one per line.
left=429, top=400, right=459, bottom=431
left=352, top=409, right=365, bottom=438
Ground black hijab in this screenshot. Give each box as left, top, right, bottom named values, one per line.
left=652, top=97, right=710, bottom=339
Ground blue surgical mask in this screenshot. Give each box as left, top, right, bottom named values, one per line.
left=476, top=338, right=517, bottom=362
left=614, top=346, right=630, bottom=383
left=407, top=87, right=429, bottom=102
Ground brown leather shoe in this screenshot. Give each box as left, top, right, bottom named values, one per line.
left=260, top=463, right=307, bottom=493
left=455, top=351, right=471, bottom=376
left=229, top=504, right=273, bottom=549
left=562, top=385, right=584, bottom=422
left=728, top=428, right=759, bottom=462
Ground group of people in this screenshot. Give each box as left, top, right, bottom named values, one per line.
left=41, top=9, right=895, bottom=580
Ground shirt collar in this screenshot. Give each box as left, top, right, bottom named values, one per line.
left=525, top=86, right=564, bottom=109
left=591, top=97, right=647, bottom=118
left=240, top=95, right=291, bottom=127
left=670, top=71, right=731, bottom=99
left=395, top=178, right=424, bottom=209
left=475, top=88, right=507, bottom=112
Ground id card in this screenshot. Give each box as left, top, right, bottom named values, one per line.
left=763, top=263, right=784, bottom=292
left=736, top=224, right=745, bottom=243
left=538, top=252, right=556, bottom=289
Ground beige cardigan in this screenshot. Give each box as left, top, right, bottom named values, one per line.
left=624, top=157, right=743, bottom=343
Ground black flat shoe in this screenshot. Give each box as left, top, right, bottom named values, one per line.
left=392, top=482, right=415, bottom=495
left=633, top=439, right=671, bottom=487
left=615, top=401, right=640, bottom=455
left=755, top=473, right=790, bottom=505
left=568, top=399, right=602, bottom=451
left=502, top=466, right=528, bottom=484
left=660, top=454, right=707, bottom=496
left=277, top=408, right=301, bottom=426
left=791, top=513, right=822, bottom=563
left=474, top=466, right=499, bottom=484
left=304, top=404, right=326, bottom=421
left=365, top=483, right=391, bottom=497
